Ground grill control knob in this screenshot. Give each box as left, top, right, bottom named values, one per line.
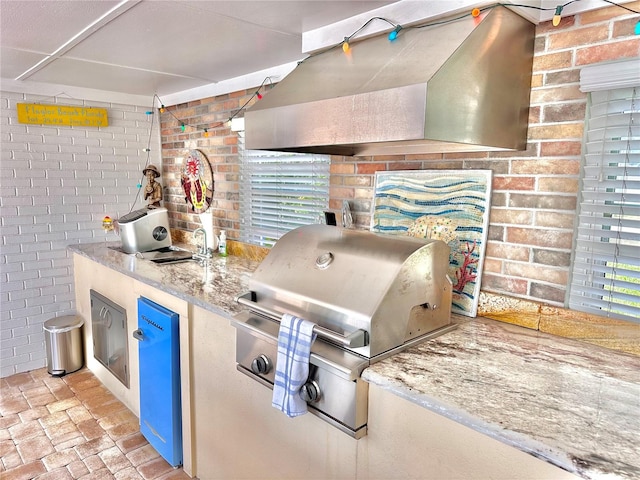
left=300, top=380, right=321, bottom=403
left=251, top=354, right=272, bottom=375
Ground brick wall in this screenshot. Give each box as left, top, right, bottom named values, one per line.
left=0, top=93, right=161, bottom=376
left=160, top=4, right=639, bottom=308
left=159, top=91, right=258, bottom=239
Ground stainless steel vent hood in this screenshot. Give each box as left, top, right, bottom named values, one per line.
left=245, top=6, right=535, bottom=156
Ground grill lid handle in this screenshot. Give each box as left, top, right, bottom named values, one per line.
left=235, top=292, right=369, bottom=348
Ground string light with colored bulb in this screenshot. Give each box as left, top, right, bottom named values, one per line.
left=553, top=5, right=564, bottom=26
left=153, top=0, right=639, bottom=139
left=342, top=37, right=350, bottom=53
left=549, top=0, right=639, bottom=28
left=388, top=25, right=402, bottom=41
left=152, top=76, right=273, bottom=138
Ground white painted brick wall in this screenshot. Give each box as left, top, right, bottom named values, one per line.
left=0, top=91, right=162, bottom=377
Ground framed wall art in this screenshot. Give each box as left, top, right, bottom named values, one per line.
left=371, top=170, right=492, bottom=317
left=182, top=149, right=214, bottom=214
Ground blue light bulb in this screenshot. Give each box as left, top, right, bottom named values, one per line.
left=388, top=25, right=402, bottom=42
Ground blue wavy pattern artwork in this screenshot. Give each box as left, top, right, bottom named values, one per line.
left=371, top=170, right=492, bottom=317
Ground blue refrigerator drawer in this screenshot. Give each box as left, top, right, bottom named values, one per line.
left=135, top=297, right=182, bottom=467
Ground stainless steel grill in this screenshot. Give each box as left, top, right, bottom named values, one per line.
left=232, top=224, right=455, bottom=438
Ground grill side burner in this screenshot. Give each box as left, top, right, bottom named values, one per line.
left=232, top=225, right=456, bottom=438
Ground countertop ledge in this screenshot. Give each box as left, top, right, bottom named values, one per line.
left=70, top=242, right=640, bottom=480
left=363, top=318, right=640, bottom=480
left=70, top=242, right=259, bottom=318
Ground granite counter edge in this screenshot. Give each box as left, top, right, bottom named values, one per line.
left=362, top=367, right=582, bottom=478
left=69, top=244, right=236, bottom=320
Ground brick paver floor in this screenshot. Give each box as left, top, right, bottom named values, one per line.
left=0, top=368, right=191, bottom=479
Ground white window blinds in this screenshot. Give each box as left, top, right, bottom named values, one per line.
left=237, top=130, right=330, bottom=247
left=569, top=86, right=640, bottom=323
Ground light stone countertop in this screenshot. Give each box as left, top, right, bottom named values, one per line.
left=70, top=242, right=258, bottom=318
left=363, top=317, right=640, bottom=480
left=70, top=242, right=640, bottom=480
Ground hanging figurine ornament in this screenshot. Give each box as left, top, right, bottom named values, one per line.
left=142, top=164, right=163, bottom=208
left=181, top=149, right=214, bottom=213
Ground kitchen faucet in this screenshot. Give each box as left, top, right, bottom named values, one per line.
left=193, top=228, right=210, bottom=258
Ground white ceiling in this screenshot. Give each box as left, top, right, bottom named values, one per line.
left=0, top=0, right=396, bottom=102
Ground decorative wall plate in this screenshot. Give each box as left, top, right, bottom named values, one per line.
left=182, top=149, right=214, bottom=213
left=371, top=170, right=492, bottom=317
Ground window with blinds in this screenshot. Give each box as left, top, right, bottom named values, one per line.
left=237, top=130, right=330, bottom=247
left=569, top=86, right=640, bottom=323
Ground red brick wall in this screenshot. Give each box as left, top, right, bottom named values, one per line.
left=160, top=91, right=259, bottom=239
left=160, top=3, right=640, bottom=307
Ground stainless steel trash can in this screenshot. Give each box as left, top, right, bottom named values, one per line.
left=44, top=315, right=85, bottom=376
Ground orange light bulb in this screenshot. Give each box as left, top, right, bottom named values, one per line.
left=552, top=6, right=563, bottom=27
left=342, top=37, right=350, bottom=53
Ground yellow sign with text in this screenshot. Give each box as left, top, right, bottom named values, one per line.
left=17, top=103, right=109, bottom=127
